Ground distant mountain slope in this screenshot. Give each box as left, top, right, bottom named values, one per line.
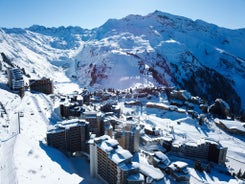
left=75, top=11, right=245, bottom=113
left=0, top=10, right=245, bottom=113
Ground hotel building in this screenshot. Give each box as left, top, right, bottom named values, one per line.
left=90, top=135, right=144, bottom=184
left=47, top=119, right=89, bottom=154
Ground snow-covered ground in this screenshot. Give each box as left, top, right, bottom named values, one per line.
left=13, top=92, right=82, bottom=184
left=0, top=66, right=101, bottom=183
left=0, top=85, right=20, bottom=184
left=121, top=100, right=245, bottom=183
left=1, top=69, right=245, bottom=183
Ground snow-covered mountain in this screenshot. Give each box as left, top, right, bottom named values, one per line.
left=1, top=10, right=245, bottom=114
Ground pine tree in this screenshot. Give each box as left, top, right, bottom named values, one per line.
left=194, top=160, right=203, bottom=172
left=1, top=52, right=15, bottom=67
left=205, top=163, right=211, bottom=173
left=237, top=169, right=242, bottom=178
left=242, top=171, right=245, bottom=179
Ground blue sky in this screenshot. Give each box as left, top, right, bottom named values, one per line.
left=0, top=0, right=244, bottom=29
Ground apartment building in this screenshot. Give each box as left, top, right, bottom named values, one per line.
left=90, top=135, right=144, bottom=184
left=29, top=78, right=53, bottom=94
left=114, top=124, right=140, bottom=153
left=47, top=119, right=89, bottom=154
left=59, top=93, right=84, bottom=118
left=82, top=111, right=102, bottom=136
left=7, top=67, right=24, bottom=90
left=172, top=138, right=228, bottom=164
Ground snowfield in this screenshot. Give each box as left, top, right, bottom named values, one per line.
left=0, top=83, right=101, bottom=184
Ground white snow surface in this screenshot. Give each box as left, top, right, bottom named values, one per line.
left=0, top=83, right=101, bottom=184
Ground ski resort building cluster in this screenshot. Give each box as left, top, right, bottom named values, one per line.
left=43, top=88, right=232, bottom=184
left=0, top=52, right=236, bottom=183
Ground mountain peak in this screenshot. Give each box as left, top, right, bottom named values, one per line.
left=1, top=11, right=245, bottom=113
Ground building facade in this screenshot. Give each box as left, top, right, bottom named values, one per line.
left=114, top=125, right=140, bottom=153
left=59, top=94, right=84, bottom=118
left=29, top=78, right=53, bottom=94
left=172, top=138, right=228, bottom=164
left=82, top=111, right=102, bottom=136
left=47, top=119, right=89, bottom=154
left=7, top=67, right=24, bottom=90
left=60, top=103, right=82, bottom=118
left=90, top=135, right=144, bottom=184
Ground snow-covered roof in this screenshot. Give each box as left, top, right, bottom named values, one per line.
left=146, top=102, right=170, bottom=110
left=178, top=138, right=220, bottom=149
left=154, top=151, right=168, bottom=161
left=217, top=119, right=245, bottom=133
left=119, top=161, right=139, bottom=171
left=47, top=119, right=88, bottom=133
left=96, top=135, right=133, bottom=164
left=153, top=151, right=170, bottom=169
left=103, top=114, right=118, bottom=121
left=99, top=140, right=115, bottom=153
left=169, top=161, right=188, bottom=170
left=106, top=138, right=118, bottom=148
left=110, top=148, right=132, bottom=164
left=141, top=134, right=172, bottom=143
left=127, top=173, right=144, bottom=182
left=202, top=138, right=219, bottom=146
left=185, top=141, right=198, bottom=147
left=76, top=95, right=83, bottom=101
left=83, top=111, right=102, bottom=118
left=140, top=163, right=164, bottom=180
left=142, top=144, right=166, bottom=153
